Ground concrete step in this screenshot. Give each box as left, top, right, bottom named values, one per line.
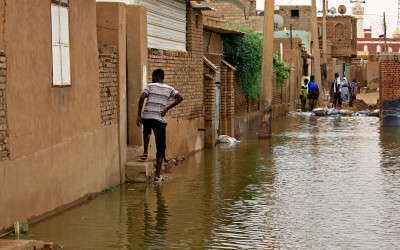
left=126, top=146, right=143, bottom=162
left=125, top=161, right=155, bottom=183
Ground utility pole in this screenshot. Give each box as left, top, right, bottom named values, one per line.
left=384, top=12, right=388, bottom=52
left=259, top=0, right=274, bottom=138
left=311, top=0, right=322, bottom=96
left=322, top=0, right=328, bottom=88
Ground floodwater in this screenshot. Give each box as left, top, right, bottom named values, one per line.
left=16, top=116, right=400, bottom=249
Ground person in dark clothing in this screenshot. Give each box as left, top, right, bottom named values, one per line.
left=307, top=75, right=319, bottom=111
left=330, top=72, right=342, bottom=109
left=349, top=78, right=358, bottom=107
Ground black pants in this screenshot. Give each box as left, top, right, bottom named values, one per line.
left=142, top=119, right=167, bottom=158
left=333, top=92, right=342, bottom=107
left=308, top=90, right=319, bottom=111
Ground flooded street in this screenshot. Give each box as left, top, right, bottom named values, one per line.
left=21, top=116, right=400, bottom=249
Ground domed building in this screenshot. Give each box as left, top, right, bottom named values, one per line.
left=392, top=28, right=400, bottom=39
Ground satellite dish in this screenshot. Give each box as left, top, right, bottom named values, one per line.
left=274, top=14, right=284, bottom=29
left=329, top=7, right=336, bottom=15
left=338, top=5, right=347, bottom=15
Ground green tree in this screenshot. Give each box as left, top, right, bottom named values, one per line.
left=224, top=27, right=263, bottom=101
left=224, top=27, right=292, bottom=101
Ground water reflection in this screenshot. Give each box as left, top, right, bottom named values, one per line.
left=11, top=116, right=400, bottom=249
left=141, top=185, right=168, bottom=249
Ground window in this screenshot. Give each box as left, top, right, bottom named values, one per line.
left=51, top=0, right=71, bottom=86
left=377, top=45, right=381, bottom=53
left=389, top=47, right=393, bottom=52
left=364, top=45, right=368, bottom=52
left=291, top=10, right=299, bottom=17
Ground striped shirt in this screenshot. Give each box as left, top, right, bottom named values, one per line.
left=142, top=82, right=178, bottom=123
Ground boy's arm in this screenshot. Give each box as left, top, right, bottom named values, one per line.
left=160, top=93, right=183, bottom=117
left=136, top=92, right=148, bottom=126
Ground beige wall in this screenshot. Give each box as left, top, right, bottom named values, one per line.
left=0, top=126, right=119, bottom=233
left=96, top=2, right=128, bottom=180
left=5, top=0, right=101, bottom=159
left=167, top=118, right=204, bottom=157
left=0, top=0, right=121, bottom=233
left=367, top=62, right=380, bottom=90
left=126, top=5, right=148, bottom=146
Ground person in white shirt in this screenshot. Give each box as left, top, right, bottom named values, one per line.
left=330, top=72, right=342, bottom=109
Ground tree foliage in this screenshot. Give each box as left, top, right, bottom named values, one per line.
left=273, top=51, right=292, bottom=87
left=224, top=27, right=263, bottom=101
left=224, top=27, right=293, bottom=101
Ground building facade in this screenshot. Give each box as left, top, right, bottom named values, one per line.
left=357, top=28, right=400, bottom=56
left=0, top=0, right=122, bottom=233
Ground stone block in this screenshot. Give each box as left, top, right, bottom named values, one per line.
left=125, top=161, right=155, bottom=182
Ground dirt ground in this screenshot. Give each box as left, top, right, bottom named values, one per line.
left=317, top=91, right=379, bottom=111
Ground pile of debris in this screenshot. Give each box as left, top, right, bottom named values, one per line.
left=162, top=156, right=186, bottom=173
left=288, top=107, right=380, bottom=117
left=345, top=99, right=378, bottom=112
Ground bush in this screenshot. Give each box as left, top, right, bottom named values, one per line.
left=224, top=27, right=292, bottom=100
left=224, top=27, right=263, bottom=101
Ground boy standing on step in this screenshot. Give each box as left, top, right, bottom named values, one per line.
left=136, top=69, right=183, bottom=182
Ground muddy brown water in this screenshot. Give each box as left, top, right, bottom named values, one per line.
left=10, top=116, right=400, bottom=249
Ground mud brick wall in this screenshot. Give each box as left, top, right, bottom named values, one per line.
left=234, top=73, right=247, bottom=115
left=272, top=74, right=287, bottom=105
left=220, top=64, right=235, bottom=119
left=248, top=98, right=259, bottom=112
left=147, top=8, right=203, bottom=120
left=380, top=54, right=400, bottom=125
left=277, top=5, right=312, bottom=32
left=206, top=0, right=257, bottom=19
left=0, top=52, right=9, bottom=161
left=226, top=16, right=264, bottom=32
left=99, top=46, right=118, bottom=125
left=203, top=64, right=216, bottom=121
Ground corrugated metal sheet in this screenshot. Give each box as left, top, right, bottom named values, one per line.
left=137, top=0, right=187, bottom=51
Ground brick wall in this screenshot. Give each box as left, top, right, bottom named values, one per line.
left=203, top=64, right=215, bottom=121
left=0, top=52, right=9, bottom=161
left=220, top=64, right=235, bottom=119
left=277, top=5, right=312, bottom=32
left=272, top=77, right=287, bottom=106
left=234, top=73, right=247, bottom=114
left=226, top=16, right=264, bottom=32
left=206, top=0, right=257, bottom=20
left=318, top=16, right=357, bottom=58
left=234, top=73, right=259, bottom=114
left=380, top=54, right=400, bottom=126
left=147, top=7, right=204, bottom=120
left=99, top=46, right=118, bottom=125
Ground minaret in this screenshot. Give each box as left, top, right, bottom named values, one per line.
left=352, top=0, right=365, bottom=38
left=393, top=0, right=400, bottom=38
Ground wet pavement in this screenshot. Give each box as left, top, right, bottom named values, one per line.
left=7, top=116, right=400, bottom=249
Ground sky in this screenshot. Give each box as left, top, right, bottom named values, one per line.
left=256, top=0, right=399, bottom=38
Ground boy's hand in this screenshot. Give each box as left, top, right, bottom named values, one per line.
left=160, top=109, right=167, bottom=117
left=136, top=116, right=142, bottom=127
